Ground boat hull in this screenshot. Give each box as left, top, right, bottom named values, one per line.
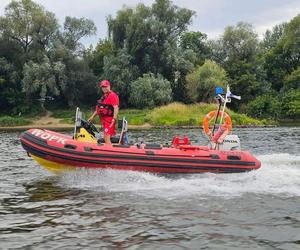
left=20, top=129, right=261, bottom=174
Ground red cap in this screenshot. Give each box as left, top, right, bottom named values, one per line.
left=99, top=80, right=111, bottom=87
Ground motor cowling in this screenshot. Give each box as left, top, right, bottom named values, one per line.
left=209, top=134, right=241, bottom=151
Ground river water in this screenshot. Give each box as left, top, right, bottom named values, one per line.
left=0, top=127, right=299, bottom=249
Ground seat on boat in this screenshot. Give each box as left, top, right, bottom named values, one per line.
left=171, top=136, right=190, bottom=147
left=97, top=117, right=128, bottom=144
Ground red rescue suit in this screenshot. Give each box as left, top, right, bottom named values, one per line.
left=96, top=91, right=119, bottom=136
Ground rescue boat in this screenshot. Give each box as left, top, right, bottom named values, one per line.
left=20, top=86, right=261, bottom=174
left=20, top=127, right=260, bottom=174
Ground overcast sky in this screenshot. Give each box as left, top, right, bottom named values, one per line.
left=1, top=0, right=300, bottom=47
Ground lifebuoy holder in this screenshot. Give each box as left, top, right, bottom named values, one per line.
left=203, top=110, right=232, bottom=136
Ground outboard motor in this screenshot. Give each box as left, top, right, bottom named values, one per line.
left=209, top=134, right=241, bottom=151
left=205, top=86, right=242, bottom=151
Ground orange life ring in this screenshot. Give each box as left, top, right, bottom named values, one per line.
left=203, top=110, right=232, bottom=136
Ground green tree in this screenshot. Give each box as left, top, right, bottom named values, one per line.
left=222, top=22, right=259, bottom=63
left=0, top=0, right=62, bottom=113
left=180, top=31, right=209, bottom=66
left=208, top=22, right=260, bottom=70
left=261, top=23, right=286, bottom=52
left=245, top=94, right=281, bottom=119
left=107, top=7, right=133, bottom=50
left=264, top=15, right=300, bottom=91
left=283, top=67, right=300, bottom=91
left=0, top=0, right=58, bottom=61
left=129, top=73, right=172, bottom=108
left=86, top=39, right=113, bottom=77
left=107, top=0, right=195, bottom=100
left=22, top=56, right=61, bottom=110
left=207, top=39, right=227, bottom=65
left=47, top=42, right=98, bottom=107
left=281, top=90, right=300, bottom=119
left=228, top=60, right=268, bottom=107
left=63, top=16, right=96, bottom=53
left=63, top=56, right=98, bottom=106
left=185, top=60, right=228, bottom=102
left=101, top=49, right=139, bottom=107
left=0, top=57, right=25, bottom=114
left=46, top=16, right=97, bottom=107
left=208, top=22, right=266, bottom=109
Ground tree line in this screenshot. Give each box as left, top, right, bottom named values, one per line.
left=0, top=0, right=299, bottom=120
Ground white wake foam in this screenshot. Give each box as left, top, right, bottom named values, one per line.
left=59, top=153, right=300, bottom=198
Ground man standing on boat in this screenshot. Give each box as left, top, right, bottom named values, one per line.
left=88, top=80, right=119, bottom=144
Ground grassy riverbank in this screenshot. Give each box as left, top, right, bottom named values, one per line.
left=0, top=116, right=32, bottom=126
left=40, top=102, right=270, bottom=126
left=0, top=102, right=272, bottom=128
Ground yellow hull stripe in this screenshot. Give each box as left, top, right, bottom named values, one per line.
left=31, top=155, right=76, bottom=174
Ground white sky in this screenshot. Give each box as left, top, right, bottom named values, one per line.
left=1, top=0, right=300, bottom=47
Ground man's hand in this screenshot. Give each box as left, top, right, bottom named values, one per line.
left=88, top=111, right=97, bottom=123
left=109, top=119, right=115, bottom=128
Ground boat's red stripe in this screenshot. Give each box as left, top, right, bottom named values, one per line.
left=21, top=138, right=258, bottom=173
left=24, top=144, right=251, bottom=173
left=21, top=133, right=257, bottom=167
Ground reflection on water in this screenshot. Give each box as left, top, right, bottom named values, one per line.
left=0, top=128, right=300, bottom=249
left=24, top=177, right=81, bottom=202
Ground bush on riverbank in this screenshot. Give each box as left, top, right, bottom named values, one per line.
left=145, top=102, right=266, bottom=126
left=0, top=116, right=32, bottom=126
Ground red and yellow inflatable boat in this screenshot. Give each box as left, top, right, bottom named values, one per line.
left=20, top=120, right=261, bottom=174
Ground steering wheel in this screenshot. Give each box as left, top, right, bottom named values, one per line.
left=81, top=119, right=99, bottom=136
